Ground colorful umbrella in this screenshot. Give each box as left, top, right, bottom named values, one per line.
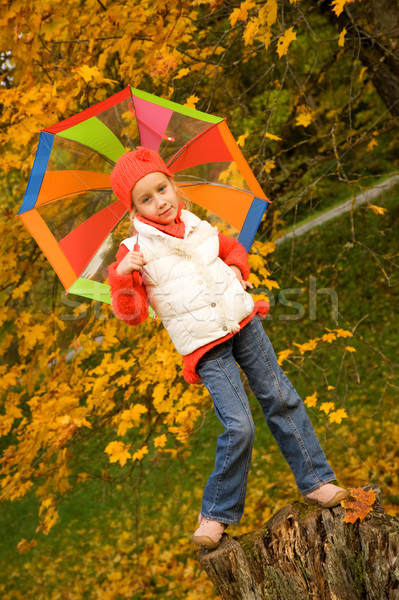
left=18, top=86, right=270, bottom=304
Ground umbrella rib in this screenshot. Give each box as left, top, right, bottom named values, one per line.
left=177, top=180, right=256, bottom=196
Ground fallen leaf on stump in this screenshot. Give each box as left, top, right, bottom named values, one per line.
left=342, top=487, right=376, bottom=523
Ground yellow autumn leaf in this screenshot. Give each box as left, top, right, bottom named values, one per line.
left=345, top=346, right=357, bottom=352
left=368, top=204, right=387, bottom=215
left=132, top=446, right=149, bottom=461
left=304, top=392, right=318, bottom=408
left=293, top=339, right=318, bottom=354
left=11, top=279, right=32, bottom=300
left=258, top=0, right=278, bottom=29
left=237, top=131, right=249, bottom=147
left=130, top=403, right=148, bottom=424
left=276, top=27, right=296, bottom=58
left=338, top=26, right=347, bottom=47
left=116, top=374, right=131, bottom=388
left=358, top=66, right=368, bottom=82
left=329, top=408, right=348, bottom=424
left=105, top=441, right=131, bottom=467
left=184, top=94, right=199, bottom=109
left=73, top=65, right=115, bottom=85
left=264, top=159, right=276, bottom=173
left=277, top=349, right=293, bottom=365
left=154, top=434, right=167, bottom=448
left=17, top=538, right=37, bottom=554
left=321, top=332, right=337, bottom=343
left=295, top=106, right=316, bottom=128
left=367, top=138, right=378, bottom=152
left=229, top=0, right=256, bottom=27
left=331, top=0, right=354, bottom=17
left=332, top=328, right=353, bottom=338
left=265, top=131, right=282, bottom=141
left=174, top=67, right=190, bottom=80
left=243, top=17, right=260, bottom=45
left=320, top=402, right=335, bottom=414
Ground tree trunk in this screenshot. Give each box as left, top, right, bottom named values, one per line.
left=318, top=0, right=399, bottom=116
left=198, top=485, right=399, bottom=600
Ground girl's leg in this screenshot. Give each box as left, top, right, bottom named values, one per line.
left=196, top=340, right=256, bottom=525
left=233, top=317, right=336, bottom=495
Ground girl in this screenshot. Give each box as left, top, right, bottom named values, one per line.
left=108, top=146, right=349, bottom=550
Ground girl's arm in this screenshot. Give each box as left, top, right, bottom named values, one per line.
left=218, top=233, right=250, bottom=280
left=108, top=245, right=149, bottom=325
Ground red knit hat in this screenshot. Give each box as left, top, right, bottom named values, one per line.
left=110, top=147, right=173, bottom=211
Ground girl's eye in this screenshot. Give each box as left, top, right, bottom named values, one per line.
left=142, top=196, right=151, bottom=203
left=159, top=185, right=166, bottom=192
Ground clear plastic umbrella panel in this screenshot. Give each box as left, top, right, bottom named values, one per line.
left=18, top=86, right=270, bottom=304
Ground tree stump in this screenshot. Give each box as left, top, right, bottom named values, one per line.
left=198, top=485, right=399, bottom=600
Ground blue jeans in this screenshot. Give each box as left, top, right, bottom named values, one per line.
left=196, top=316, right=336, bottom=525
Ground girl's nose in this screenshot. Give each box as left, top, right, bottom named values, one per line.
left=156, top=195, right=167, bottom=207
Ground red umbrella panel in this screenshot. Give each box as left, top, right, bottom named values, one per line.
left=18, top=86, right=270, bottom=304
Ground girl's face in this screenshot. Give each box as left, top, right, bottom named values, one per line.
left=131, top=172, right=179, bottom=224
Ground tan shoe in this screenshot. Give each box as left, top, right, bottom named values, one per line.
left=303, top=483, right=350, bottom=508
left=192, top=516, right=227, bottom=549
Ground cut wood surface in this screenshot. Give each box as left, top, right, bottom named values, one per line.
left=199, top=485, right=399, bottom=600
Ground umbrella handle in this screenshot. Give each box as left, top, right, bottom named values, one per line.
left=133, top=243, right=143, bottom=287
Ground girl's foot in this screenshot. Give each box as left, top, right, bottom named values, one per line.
left=303, top=483, right=350, bottom=508
left=192, top=515, right=227, bottom=549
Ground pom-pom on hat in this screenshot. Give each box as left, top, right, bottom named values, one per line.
left=110, top=146, right=173, bottom=211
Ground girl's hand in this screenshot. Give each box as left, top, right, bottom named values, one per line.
left=229, top=265, right=254, bottom=290
left=116, top=251, right=145, bottom=276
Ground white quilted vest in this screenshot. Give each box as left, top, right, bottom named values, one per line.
left=121, top=210, right=254, bottom=355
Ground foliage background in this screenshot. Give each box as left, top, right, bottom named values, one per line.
left=1, top=0, right=398, bottom=597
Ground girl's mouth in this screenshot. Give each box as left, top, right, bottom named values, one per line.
left=160, top=207, right=173, bottom=217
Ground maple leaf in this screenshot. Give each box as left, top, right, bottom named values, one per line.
left=331, top=0, right=346, bottom=17
left=338, top=26, right=347, bottom=47
left=154, top=434, right=167, bottom=449
left=321, top=332, right=337, bottom=343
left=276, top=27, right=297, bottom=58
left=368, top=204, right=387, bottom=215
left=265, top=131, right=282, bottom=141
left=132, top=446, right=149, bottom=461
left=367, top=138, right=379, bottom=152
left=11, top=279, right=31, bottom=300
left=229, top=0, right=256, bottom=27
left=259, top=0, right=278, bottom=29
left=333, top=328, right=353, bottom=338
left=328, top=408, right=348, bottom=424
left=236, top=131, right=249, bottom=147
left=343, top=487, right=376, bottom=523
left=17, top=538, right=37, bottom=554
left=295, top=106, right=316, bottom=128
left=277, top=349, right=293, bottom=365
left=264, top=159, right=276, bottom=173
left=304, top=392, right=318, bottom=408
left=105, top=441, right=131, bottom=467
left=320, top=401, right=335, bottom=414
left=174, top=67, right=190, bottom=80
left=294, top=339, right=318, bottom=354
left=243, top=17, right=260, bottom=46
left=184, top=94, right=199, bottom=109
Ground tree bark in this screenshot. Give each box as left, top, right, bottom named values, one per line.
left=198, top=485, right=399, bottom=600
left=318, top=0, right=399, bottom=116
